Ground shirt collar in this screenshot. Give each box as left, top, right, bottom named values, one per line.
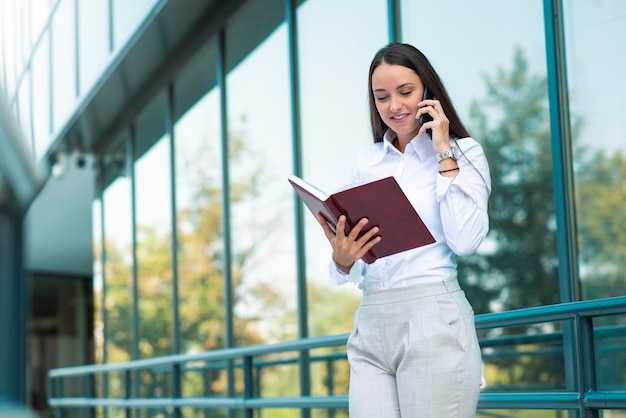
left=378, top=130, right=435, bottom=163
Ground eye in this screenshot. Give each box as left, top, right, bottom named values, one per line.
left=375, top=95, right=388, bottom=102
left=400, top=90, right=413, bottom=96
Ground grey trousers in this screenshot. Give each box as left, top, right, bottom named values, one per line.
left=347, top=279, right=482, bottom=417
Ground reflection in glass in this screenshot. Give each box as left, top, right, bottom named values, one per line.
left=51, top=0, right=77, bottom=131
left=297, top=0, right=388, bottom=338
left=476, top=411, right=566, bottom=418
left=174, top=88, right=224, bottom=354
left=112, top=0, right=158, bottom=53
left=17, top=72, right=33, bottom=149
left=563, top=1, right=626, bottom=300
left=226, top=23, right=296, bottom=346
left=1, top=0, right=17, bottom=96
left=78, top=0, right=110, bottom=96
left=31, top=33, right=51, bottom=160
left=478, top=323, right=565, bottom=392
left=92, top=198, right=104, bottom=365
left=594, top=316, right=626, bottom=392
left=404, top=0, right=556, bottom=314
left=134, top=136, right=173, bottom=359
left=102, top=165, right=133, bottom=365
left=30, top=0, right=51, bottom=49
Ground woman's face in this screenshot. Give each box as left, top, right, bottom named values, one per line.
left=371, top=62, right=425, bottom=143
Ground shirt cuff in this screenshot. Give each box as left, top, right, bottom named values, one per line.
left=328, top=260, right=363, bottom=286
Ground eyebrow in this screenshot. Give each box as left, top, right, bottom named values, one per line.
left=373, top=82, right=415, bottom=93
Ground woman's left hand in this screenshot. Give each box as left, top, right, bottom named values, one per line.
left=417, top=97, right=451, bottom=151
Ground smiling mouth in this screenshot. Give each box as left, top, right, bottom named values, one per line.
left=391, top=114, right=410, bottom=122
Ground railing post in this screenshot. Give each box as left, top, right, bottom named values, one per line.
left=172, top=363, right=181, bottom=418
left=124, top=370, right=132, bottom=418
left=55, top=378, right=65, bottom=418
left=87, top=374, right=96, bottom=418
left=575, top=315, right=599, bottom=418
left=326, top=359, right=335, bottom=418
left=203, top=366, right=210, bottom=418
left=243, top=355, right=254, bottom=418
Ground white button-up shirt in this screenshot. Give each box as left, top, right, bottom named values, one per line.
left=328, top=131, right=491, bottom=291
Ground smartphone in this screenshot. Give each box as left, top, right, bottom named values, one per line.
left=419, top=87, right=433, bottom=137
left=418, top=87, right=433, bottom=126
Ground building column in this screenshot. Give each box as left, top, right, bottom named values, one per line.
left=0, top=209, right=28, bottom=404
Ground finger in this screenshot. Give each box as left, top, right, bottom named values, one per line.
left=316, top=213, right=336, bottom=240
left=355, top=235, right=382, bottom=259
left=356, top=225, right=380, bottom=247
left=346, top=217, right=369, bottom=241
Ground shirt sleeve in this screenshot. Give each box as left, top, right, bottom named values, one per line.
left=328, top=259, right=364, bottom=286
left=436, top=138, right=491, bottom=256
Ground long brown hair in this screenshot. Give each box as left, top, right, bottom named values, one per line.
left=368, top=43, right=470, bottom=143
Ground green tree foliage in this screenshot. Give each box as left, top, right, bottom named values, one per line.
left=460, top=46, right=562, bottom=390
left=461, top=46, right=626, bottom=391
left=460, top=46, right=559, bottom=314
left=575, top=149, right=626, bottom=300
left=99, top=130, right=284, bottom=406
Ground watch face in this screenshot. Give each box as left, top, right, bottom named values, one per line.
left=438, top=148, right=455, bottom=162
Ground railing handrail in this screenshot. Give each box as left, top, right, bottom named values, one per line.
left=48, top=295, right=626, bottom=412
left=48, top=333, right=349, bottom=377
left=48, top=295, right=626, bottom=378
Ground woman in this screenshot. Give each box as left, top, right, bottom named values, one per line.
left=316, top=43, right=491, bottom=417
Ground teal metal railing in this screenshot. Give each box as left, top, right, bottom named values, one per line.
left=48, top=296, right=626, bottom=418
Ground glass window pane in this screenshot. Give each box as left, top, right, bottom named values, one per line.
left=297, top=0, right=388, bottom=337
left=103, top=158, right=133, bottom=364
left=173, top=39, right=218, bottom=122
left=112, top=0, right=158, bottom=53
left=476, top=411, right=565, bottom=417
left=78, top=0, right=110, bottom=96
left=92, top=197, right=104, bottom=364
left=31, top=0, right=51, bottom=47
left=226, top=22, right=296, bottom=344
left=18, top=0, right=31, bottom=66
left=173, top=88, right=224, bottom=354
left=1, top=0, right=17, bottom=97
left=134, top=134, right=173, bottom=358
left=594, top=315, right=626, bottom=391
left=17, top=72, right=33, bottom=150
left=31, top=32, right=51, bottom=160
left=51, top=0, right=77, bottom=131
left=403, top=0, right=555, bottom=313
left=564, top=1, right=626, bottom=300
left=478, top=322, right=566, bottom=391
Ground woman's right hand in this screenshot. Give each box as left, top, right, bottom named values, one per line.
left=317, top=214, right=381, bottom=270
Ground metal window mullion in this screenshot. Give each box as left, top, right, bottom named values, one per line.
left=285, top=3, right=311, bottom=418
left=48, top=22, right=54, bottom=136
left=166, top=81, right=182, bottom=418
left=166, top=83, right=180, bottom=356
left=108, top=0, right=114, bottom=52
left=543, top=2, right=583, bottom=415
left=98, top=162, right=110, bottom=418
left=387, top=0, right=402, bottom=43
left=543, top=0, right=579, bottom=303
left=74, top=0, right=80, bottom=97
left=128, top=128, right=140, bottom=410
left=217, top=28, right=236, bottom=418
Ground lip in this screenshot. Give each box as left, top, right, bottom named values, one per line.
left=390, top=113, right=411, bottom=124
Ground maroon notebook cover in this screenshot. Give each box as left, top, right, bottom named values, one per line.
left=288, top=175, right=435, bottom=263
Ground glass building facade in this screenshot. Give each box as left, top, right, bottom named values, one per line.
left=1, top=0, right=625, bottom=417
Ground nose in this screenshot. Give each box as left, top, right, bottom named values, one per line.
left=389, top=94, right=402, bottom=112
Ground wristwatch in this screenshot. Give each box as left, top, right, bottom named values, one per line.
left=436, top=147, right=459, bottom=163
